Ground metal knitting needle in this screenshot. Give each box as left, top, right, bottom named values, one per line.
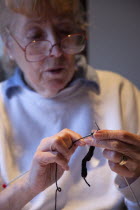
left=69, top=132, right=94, bottom=149
left=94, top=121, right=100, bottom=130
left=69, top=121, right=100, bottom=149
left=93, top=123, right=140, bottom=209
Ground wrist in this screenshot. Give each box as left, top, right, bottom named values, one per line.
left=22, top=172, right=40, bottom=197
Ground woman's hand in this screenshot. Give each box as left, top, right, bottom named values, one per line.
left=84, top=130, right=140, bottom=180
left=0, top=129, right=85, bottom=210
left=27, top=128, right=85, bottom=194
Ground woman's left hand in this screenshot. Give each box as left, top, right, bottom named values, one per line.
left=84, top=130, right=140, bottom=179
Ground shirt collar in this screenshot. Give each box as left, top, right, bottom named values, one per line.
left=2, top=68, right=27, bottom=98
left=3, top=55, right=100, bottom=99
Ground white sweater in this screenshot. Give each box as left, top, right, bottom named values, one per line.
left=0, top=63, right=140, bottom=210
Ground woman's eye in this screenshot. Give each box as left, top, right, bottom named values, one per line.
left=57, top=24, right=75, bottom=35
left=60, top=30, right=70, bottom=35
left=27, top=34, right=43, bottom=40
left=59, top=28, right=74, bottom=36
left=26, top=30, right=44, bottom=41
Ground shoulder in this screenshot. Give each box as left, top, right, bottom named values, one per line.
left=87, top=65, right=127, bottom=86
left=89, top=68, right=140, bottom=132
left=91, top=68, right=139, bottom=94
left=95, top=69, right=130, bottom=86
left=88, top=66, right=140, bottom=108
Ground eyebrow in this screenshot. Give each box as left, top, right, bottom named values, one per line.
left=25, top=20, right=47, bottom=27
left=24, top=15, right=75, bottom=31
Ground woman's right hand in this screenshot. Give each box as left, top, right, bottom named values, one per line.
left=0, top=129, right=85, bottom=210
left=26, top=128, right=85, bottom=194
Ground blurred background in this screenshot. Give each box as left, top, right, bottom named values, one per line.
left=88, top=0, right=140, bottom=88
left=0, top=0, right=140, bottom=89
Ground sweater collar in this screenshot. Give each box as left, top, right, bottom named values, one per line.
left=3, top=55, right=100, bottom=99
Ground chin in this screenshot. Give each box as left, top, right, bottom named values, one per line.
left=41, top=92, right=59, bottom=98
left=37, top=86, right=64, bottom=98
left=32, top=77, right=71, bottom=98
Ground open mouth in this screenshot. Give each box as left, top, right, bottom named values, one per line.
left=47, top=67, right=65, bottom=73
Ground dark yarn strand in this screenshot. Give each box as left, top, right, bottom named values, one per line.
left=69, top=132, right=94, bottom=149
left=54, top=145, right=95, bottom=210
left=54, top=123, right=99, bottom=210
left=81, top=146, right=95, bottom=186
left=55, top=163, right=61, bottom=210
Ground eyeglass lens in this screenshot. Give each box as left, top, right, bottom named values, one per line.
left=26, top=34, right=86, bottom=62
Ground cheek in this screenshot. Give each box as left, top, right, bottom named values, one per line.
left=65, top=55, right=75, bottom=71
left=12, top=47, right=27, bottom=69
left=12, top=45, right=40, bottom=75
left=67, top=55, right=75, bottom=64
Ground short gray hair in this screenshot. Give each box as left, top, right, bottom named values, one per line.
left=0, top=0, right=87, bottom=38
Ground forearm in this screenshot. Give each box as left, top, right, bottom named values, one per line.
left=0, top=173, right=38, bottom=210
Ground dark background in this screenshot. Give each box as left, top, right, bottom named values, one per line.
left=88, top=0, right=140, bottom=88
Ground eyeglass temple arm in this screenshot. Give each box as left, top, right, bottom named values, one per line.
left=5, top=27, right=25, bottom=52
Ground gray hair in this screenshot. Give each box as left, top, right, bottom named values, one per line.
left=0, top=0, right=87, bottom=77
left=0, top=0, right=87, bottom=38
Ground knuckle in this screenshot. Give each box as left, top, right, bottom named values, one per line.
left=120, top=131, right=129, bottom=140
left=130, top=162, right=138, bottom=172
left=102, top=149, right=107, bottom=157
left=103, top=149, right=115, bottom=159
left=131, top=165, right=137, bottom=172
left=108, top=161, right=116, bottom=171
left=110, top=151, right=118, bottom=160
left=128, top=171, right=136, bottom=178
left=36, top=138, right=46, bottom=150
left=55, top=136, right=62, bottom=145
left=100, top=130, right=108, bottom=137
left=41, top=138, right=46, bottom=143
left=61, top=128, right=70, bottom=133
left=33, top=151, right=42, bottom=163
left=93, top=139, right=99, bottom=145
left=110, top=141, right=120, bottom=150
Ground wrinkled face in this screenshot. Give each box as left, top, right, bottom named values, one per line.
left=7, top=9, right=79, bottom=98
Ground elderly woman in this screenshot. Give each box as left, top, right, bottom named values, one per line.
left=0, top=0, right=140, bottom=209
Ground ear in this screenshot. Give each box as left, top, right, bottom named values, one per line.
left=2, top=34, right=14, bottom=60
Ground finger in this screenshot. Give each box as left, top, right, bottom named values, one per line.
left=38, top=128, right=84, bottom=153
left=103, top=149, right=138, bottom=173
left=44, top=135, right=78, bottom=161
left=94, top=130, right=140, bottom=146
left=108, top=160, right=135, bottom=178
left=84, top=138, right=140, bottom=161
left=38, top=135, right=73, bottom=159
left=38, top=136, right=69, bottom=156
left=59, top=128, right=86, bottom=147
left=103, top=149, right=123, bottom=163
left=51, top=135, right=70, bottom=158
left=33, top=151, right=69, bottom=170
left=60, top=128, right=83, bottom=142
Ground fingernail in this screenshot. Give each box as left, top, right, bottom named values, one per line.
left=93, top=133, right=103, bottom=140
left=84, top=138, right=93, bottom=145
left=76, top=140, right=86, bottom=146
left=94, top=130, right=102, bottom=133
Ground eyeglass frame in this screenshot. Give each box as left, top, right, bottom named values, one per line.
left=6, top=28, right=87, bottom=63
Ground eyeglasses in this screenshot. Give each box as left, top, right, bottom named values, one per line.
left=7, top=28, right=86, bottom=62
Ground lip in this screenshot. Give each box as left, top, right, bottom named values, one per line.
left=46, top=66, right=66, bottom=72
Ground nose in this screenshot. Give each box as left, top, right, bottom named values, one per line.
left=49, top=43, right=63, bottom=58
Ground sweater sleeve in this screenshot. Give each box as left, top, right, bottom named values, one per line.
left=115, top=176, right=140, bottom=210
left=119, top=79, right=140, bottom=134
left=115, top=79, right=140, bottom=209
left=0, top=170, right=5, bottom=192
